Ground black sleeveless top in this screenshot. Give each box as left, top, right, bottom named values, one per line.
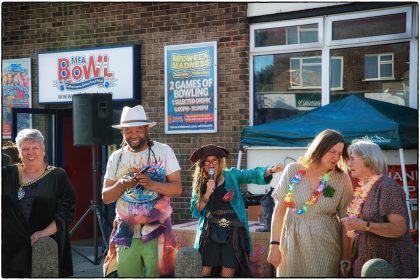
left=209, top=182, right=238, bottom=219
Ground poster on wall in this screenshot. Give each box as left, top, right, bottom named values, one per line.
left=37, top=45, right=140, bottom=103
left=164, top=41, right=217, bottom=134
left=2, top=58, right=32, bottom=139
left=389, top=164, right=418, bottom=199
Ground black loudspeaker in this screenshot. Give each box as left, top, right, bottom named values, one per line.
left=72, top=93, right=114, bottom=146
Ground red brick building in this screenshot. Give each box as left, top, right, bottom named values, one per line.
left=2, top=2, right=418, bottom=233
left=2, top=3, right=250, bottom=228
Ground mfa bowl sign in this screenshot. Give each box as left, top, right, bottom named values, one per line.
left=38, top=45, right=140, bottom=103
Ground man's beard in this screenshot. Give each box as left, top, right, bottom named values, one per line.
left=127, top=138, right=147, bottom=152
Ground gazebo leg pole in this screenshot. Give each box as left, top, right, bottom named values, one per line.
left=237, top=150, right=243, bottom=169
left=399, top=148, right=413, bottom=229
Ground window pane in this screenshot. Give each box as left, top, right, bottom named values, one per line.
left=302, top=65, right=321, bottom=87
left=254, top=55, right=274, bottom=92
left=255, top=23, right=318, bottom=47
left=255, top=28, right=285, bottom=47
left=286, top=26, right=298, bottom=44
left=380, top=64, right=393, bottom=77
left=290, top=59, right=300, bottom=70
left=253, top=51, right=322, bottom=125
left=380, top=55, right=392, bottom=61
left=330, top=43, right=409, bottom=106
left=300, top=29, right=318, bottom=43
left=302, top=57, right=321, bottom=64
left=332, top=13, right=406, bottom=40
left=330, top=58, right=342, bottom=89
left=364, top=56, right=378, bottom=79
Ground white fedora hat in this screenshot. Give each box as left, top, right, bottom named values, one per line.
left=112, top=105, right=157, bottom=129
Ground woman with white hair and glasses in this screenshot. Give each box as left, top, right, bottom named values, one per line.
left=2, top=129, right=76, bottom=277
left=341, top=139, right=418, bottom=277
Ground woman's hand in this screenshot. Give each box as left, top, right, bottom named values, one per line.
left=267, top=244, right=282, bottom=267
left=30, top=221, right=57, bottom=246
left=271, top=163, right=284, bottom=173
left=265, top=163, right=284, bottom=177
left=30, top=231, right=44, bottom=246
left=206, top=179, right=216, bottom=195
left=341, top=216, right=366, bottom=232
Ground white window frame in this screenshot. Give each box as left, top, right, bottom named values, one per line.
left=363, top=53, right=395, bottom=81
left=251, top=17, right=323, bottom=53
left=285, top=25, right=319, bottom=45
left=289, top=56, right=322, bottom=89
left=326, top=6, right=412, bottom=46
left=289, top=56, right=343, bottom=89
left=249, top=5, right=418, bottom=125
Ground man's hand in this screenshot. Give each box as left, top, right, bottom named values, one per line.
left=135, top=173, right=153, bottom=189
left=120, top=176, right=140, bottom=190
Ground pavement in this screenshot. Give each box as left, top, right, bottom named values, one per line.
left=71, top=244, right=104, bottom=278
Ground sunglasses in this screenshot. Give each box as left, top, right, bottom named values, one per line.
left=204, top=159, right=219, bottom=166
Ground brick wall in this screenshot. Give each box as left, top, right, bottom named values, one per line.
left=1, top=2, right=250, bottom=224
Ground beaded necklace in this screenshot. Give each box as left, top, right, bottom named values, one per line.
left=284, top=169, right=331, bottom=214
left=17, top=164, right=54, bottom=200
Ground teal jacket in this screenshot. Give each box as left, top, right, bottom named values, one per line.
left=190, top=166, right=271, bottom=252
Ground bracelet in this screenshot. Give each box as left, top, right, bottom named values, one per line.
left=270, top=240, right=280, bottom=245
left=270, top=166, right=275, bottom=174
left=366, top=221, right=370, bottom=231
left=201, top=197, right=209, bottom=204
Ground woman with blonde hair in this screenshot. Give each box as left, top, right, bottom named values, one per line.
left=189, top=144, right=283, bottom=277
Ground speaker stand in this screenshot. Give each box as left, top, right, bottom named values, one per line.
left=70, top=145, right=112, bottom=265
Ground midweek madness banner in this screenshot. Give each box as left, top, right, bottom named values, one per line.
left=165, top=42, right=217, bottom=134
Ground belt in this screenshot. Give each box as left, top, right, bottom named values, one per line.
left=211, top=209, right=235, bottom=215
left=209, top=217, right=244, bottom=228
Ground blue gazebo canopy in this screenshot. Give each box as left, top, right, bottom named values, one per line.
left=241, top=95, right=418, bottom=149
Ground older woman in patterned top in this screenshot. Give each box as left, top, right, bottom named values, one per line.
left=341, top=139, right=418, bottom=277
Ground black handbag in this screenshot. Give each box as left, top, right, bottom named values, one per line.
left=206, top=189, right=230, bottom=244
left=209, top=222, right=229, bottom=244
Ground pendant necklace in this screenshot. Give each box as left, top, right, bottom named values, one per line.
left=17, top=164, right=52, bottom=200
left=17, top=186, right=26, bottom=200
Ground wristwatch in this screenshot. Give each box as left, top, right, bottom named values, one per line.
left=365, top=221, right=370, bottom=231
left=270, top=166, right=275, bottom=174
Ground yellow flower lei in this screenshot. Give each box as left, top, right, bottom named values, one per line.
left=346, top=174, right=382, bottom=217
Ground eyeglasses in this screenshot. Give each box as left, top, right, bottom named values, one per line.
left=349, top=157, right=365, bottom=162
left=204, top=159, right=219, bottom=166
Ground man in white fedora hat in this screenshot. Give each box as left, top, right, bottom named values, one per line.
left=102, top=105, right=182, bottom=277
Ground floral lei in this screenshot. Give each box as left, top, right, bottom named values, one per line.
left=345, top=174, right=382, bottom=238
left=346, top=174, right=382, bottom=218
left=284, top=169, right=335, bottom=214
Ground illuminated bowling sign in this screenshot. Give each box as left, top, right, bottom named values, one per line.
left=38, top=45, right=140, bottom=103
